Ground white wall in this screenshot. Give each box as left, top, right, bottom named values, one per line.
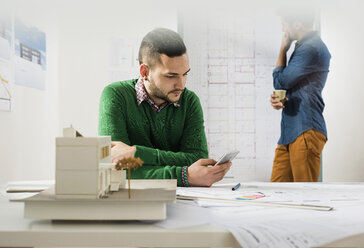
left=1, top=0, right=364, bottom=183
left=54, top=0, right=364, bottom=182
left=0, top=0, right=177, bottom=182
left=321, top=0, right=364, bottom=181
left=57, top=0, right=178, bottom=136
left=0, top=0, right=59, bottom=182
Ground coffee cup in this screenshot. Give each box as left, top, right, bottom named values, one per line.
left=273, top=90, right=286, bottom=102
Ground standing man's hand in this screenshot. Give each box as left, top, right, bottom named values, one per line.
left=281, top=32, right=293, bottom=52
left=111, top=141, right=136, bottom=163
left=276, top=33, right=293, bottom=67
left=271, top=93, right=288, bottom=110
left=187, top=159, right=232, bottom=187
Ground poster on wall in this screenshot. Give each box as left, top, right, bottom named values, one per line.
left=0, top=64, right=12, bottom=111
left=0, top=13, right=12, bottom=61
left=109, top=37, right=140, bottom=83
left=14, top=18, right=46, bottom=90
left=0, top=13, right=13, bottom=111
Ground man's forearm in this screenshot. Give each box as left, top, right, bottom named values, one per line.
left=135, top=145, right=206, bottom=167
left=276, top=47, right=288, bottom=67
left=129, top=164, right=185, bottom=186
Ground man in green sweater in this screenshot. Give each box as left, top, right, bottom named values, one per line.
left=99, top=28, right=231, bottom=187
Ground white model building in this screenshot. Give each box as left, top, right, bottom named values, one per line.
left=55, top=126, right=125, bottom=199
left=110, top=168, right=126, bottom=191
left=20, top=126, right=175, bottom=220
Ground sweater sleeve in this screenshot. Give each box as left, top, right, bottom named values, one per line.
left=134, top=91, right=208, bottom=167
left=130, top=165, right=184, bottom=187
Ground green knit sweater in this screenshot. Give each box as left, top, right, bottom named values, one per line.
left=98, top=79, right=208, bottom=186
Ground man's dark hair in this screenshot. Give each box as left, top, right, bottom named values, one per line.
left=138, top=28, right=187, bottom=67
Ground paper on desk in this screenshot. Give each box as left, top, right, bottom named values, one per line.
left=0, top=187, right=38, bottom=201
left=217, top=205, right=364, bottom=248
left=6, top=180, right=54, bottom=193
left=153, top=201, right=223, bottom=229
left=177, top=182, right=364, bottom=206
left=156, top=199, right=364, bottom=248
left=6, top=192, right=39, bottom=201
left=177, top=183, right=364, bottom=248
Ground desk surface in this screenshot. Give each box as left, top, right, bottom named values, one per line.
left=1, top=182, right=364, bottom=248
left=0, top=182, right=240, bottom=248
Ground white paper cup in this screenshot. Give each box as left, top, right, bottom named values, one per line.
left=273, top=90, right=286, bottom=102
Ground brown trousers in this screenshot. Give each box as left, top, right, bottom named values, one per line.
left=270, top=130, right=327, bottom=182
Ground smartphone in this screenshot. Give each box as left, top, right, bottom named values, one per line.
left=214, top=150, right=240, bottom=166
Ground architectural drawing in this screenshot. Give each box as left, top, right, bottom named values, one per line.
left=181, top=9, right=283, bottom=181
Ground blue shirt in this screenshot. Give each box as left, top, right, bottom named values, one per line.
left=273, top=31, right=331, bottom=145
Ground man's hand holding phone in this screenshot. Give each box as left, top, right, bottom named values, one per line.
left=186, top=151, right=239, bottom=187
left=187, top=159, right=232, bottom=187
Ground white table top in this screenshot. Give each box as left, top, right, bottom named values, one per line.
left=0, top=183, right=240, bottom=248
left=1, top=182, right=364, bottom=248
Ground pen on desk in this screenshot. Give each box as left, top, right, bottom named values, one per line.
left=232, top=183, right=241, bottom=191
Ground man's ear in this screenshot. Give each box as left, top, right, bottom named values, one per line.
left=140, top=64, right=150, bottom=81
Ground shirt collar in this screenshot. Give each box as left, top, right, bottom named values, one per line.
left=135, top=78, right=180, bottom=112
left=296, top=31, right=318, bottom=47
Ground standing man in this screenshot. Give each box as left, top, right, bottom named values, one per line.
left=99, top=28, right=231, bottom=187
left=270, top=6, right=331, bottom=182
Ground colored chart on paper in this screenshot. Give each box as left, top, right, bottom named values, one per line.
left=236, top=194, right=265, bottom=200
left=0, top=66, right=12, bottom=111
left=0, top=74, right=11, bottom=97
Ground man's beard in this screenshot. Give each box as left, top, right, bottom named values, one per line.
left=148, top=78, right=182, bottom=104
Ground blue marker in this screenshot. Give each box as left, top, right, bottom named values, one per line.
left=232, top=183, right=241, bottom=191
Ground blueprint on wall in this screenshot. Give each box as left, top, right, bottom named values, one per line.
left=180, top=8, right=284, bottom=182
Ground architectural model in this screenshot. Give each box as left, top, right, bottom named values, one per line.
left=56, top=126, right=125, bottom=199
left=19, top=126, right=176, bottom=220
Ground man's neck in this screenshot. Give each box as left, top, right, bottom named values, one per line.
left=297, top=29, right=313, bottom=42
